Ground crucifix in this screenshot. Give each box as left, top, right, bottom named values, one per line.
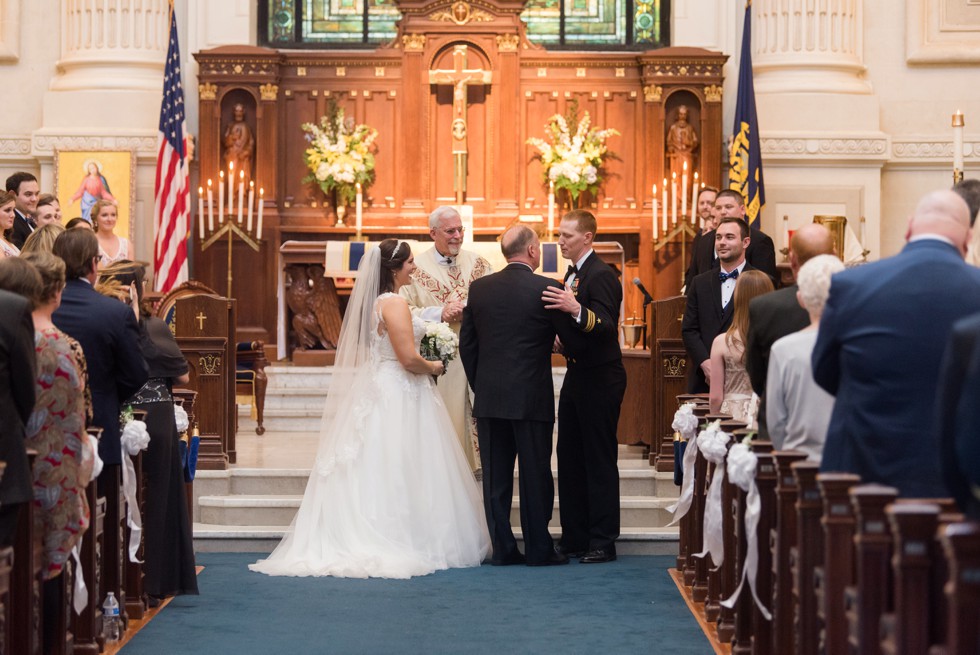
left=428, top=45, right=492, bottom=204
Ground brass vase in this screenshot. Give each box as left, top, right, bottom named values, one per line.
left=335, top=204, right=347, bottom=227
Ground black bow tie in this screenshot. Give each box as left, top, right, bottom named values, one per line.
left=566, top=264, right=578, bottom=278
left=719, top=269, right=740, bottom=282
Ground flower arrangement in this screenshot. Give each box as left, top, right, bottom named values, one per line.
left=526, top=100, right=619, bottom=205
left=302, top=100, right=378, bottom=207
left=420, top=321, right=459, bottom=373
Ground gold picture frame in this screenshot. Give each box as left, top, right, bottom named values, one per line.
left=54, top=149, right=136, bottom=241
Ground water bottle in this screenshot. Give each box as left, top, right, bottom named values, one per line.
left=102, top=591, right=121, bottom=643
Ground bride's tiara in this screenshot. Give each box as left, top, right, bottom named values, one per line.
left=390, top=240, right=403, bottom=260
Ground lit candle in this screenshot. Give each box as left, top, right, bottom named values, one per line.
left=691, top=172, right=699, bottom=226
left=783, top=215, right=790, bottom=251
left=355, top=182, right=363, bottom=234
left=227, top=162, right=234, bottom=211
left=247, top=181, right=255, bottom=232
left=652, top=184, right=658, bottom=241
left=218, top=171, right=224, bottom=223
left=257, top=188, right=264, bottom=240
left=207, top=179, right=214, bottom=232
left=198, top=187, right=205, bottom=240
left=671, top=172, right=678, bottom=227
left=953, top=110, right=965, bottom=174
left=548, top=180, right=555, bottom=238
left=859, top=216, right=866, bottom=249
left=237, top=170, right=245, bottom=224
left=662, top=179, right=668, bottom=233
left=681, top=161, right=688, bottom=224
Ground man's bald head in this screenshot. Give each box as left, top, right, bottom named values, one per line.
left=789, top=223, right=836, bottom=273
left=907, top=190, right=972, bottom=257
left=500, top=224, right=540, bottom=268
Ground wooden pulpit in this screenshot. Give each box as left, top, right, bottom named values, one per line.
left=174, top=293, right=237, bottom=469
left=650, top=296, right=688, bottom=469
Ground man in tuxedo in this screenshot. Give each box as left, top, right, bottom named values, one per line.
left=0, top=287, right=36, bottom=546
left=542, top=210, right=626, bottom=563
left=5, top=171, right=39, bottom=250
left=687, top=189, right=777, bottom=284
left=51, top=229, right=148, bottom=466
left=813, top=190, right=980, bottom=497
left=745, top=223, right=835, bottom=438
left=684, top=186, right=719, bottom=291
left=460, top=225, right=567, bottom=566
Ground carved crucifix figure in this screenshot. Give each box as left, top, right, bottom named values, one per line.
left=428, top=45, right=492, bottom=204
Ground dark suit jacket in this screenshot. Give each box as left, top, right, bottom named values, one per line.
left=0, top=290, right=36, bottom=507
left=685, top=227, right=778, bottom=288
left=461, top=264, right=565, bottom=423
left=558, top=251, right=623, bottom=369
left=53, top=279, right=148, bottom=465
left=813, top=239, right=980, bottom=497
left=935, top=312, right=980, bottom=518
left=745, top=285, right=810, bottom=395
left=9, top=209, right=33, bottom=250
left=682, top=263, right=756, bottom=392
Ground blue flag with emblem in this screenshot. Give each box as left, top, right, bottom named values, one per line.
left=729, top=0, right=765, bottom=227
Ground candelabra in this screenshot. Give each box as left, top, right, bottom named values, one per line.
left=653, top=219, right=699, bottom=288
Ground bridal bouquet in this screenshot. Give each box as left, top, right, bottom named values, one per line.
left=526, top=100, right=619, bottom=205
left=302, top=100, right=378, bottom=206
left=420, top=321, right=458, bottom=373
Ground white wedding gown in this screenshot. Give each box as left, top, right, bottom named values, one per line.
left=250, top=294, right=490, bottom=579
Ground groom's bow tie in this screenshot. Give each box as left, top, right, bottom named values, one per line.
left=718, top=269, right=740, bottom=282
left=566, top=264, right=578, bottom=278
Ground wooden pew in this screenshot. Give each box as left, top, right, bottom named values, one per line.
left=694, top=414, right=737, bottom=604
left=683, top=404, right=712, bottom=587
left=938, top=521, right=980, bottom=655
left=674, top=393, right=707, bottom=575
left=750, top=440, right=777, bottom=655
left=791, top=462, right=822, bottom=655
left=11, top=449, right=43, bottom=655
left=98, top=461, right=129, bottom=630
left=124, top=409, right=148, bottom=621
left=729, top=427, right=752, bottom=655
left=704, top=430, right=734, bottom=625
left=816, top=473, right=861, bottom=655
left=771, top=450, right=808, bottom=655
left=715, top=422, right=743, bottom=645
left=71, top=426, right=106, bottom=655
left=173, top=389, right=199, bottom=523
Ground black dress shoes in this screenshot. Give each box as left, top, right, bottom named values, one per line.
left=527, top=547, right=569, bottom=567
left=490, top=551, right=526, bottom=566
left=557, top=544, right=586, bottom=558
left=579, top=547, right=617, bottom=563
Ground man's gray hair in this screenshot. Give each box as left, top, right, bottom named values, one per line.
left=429, top=205, right=460, bottom=230
left=796, top=254, right=845, bottom=317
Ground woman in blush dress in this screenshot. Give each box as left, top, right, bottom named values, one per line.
left=251, top=239, right=490, bottom=579
left=709, top=270, right=774, bottom=425
left=0, top=190, right=21, bottom=258
left=90, top=199, right=129, bottom=268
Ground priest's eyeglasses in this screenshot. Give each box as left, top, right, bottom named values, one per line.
left=440, top=226, right=465, bottom=236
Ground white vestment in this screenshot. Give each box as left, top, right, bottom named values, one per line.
left=401, top=246, right=492, bottom=471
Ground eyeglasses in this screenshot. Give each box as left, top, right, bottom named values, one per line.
left=440, top=227, right=465, bottom=236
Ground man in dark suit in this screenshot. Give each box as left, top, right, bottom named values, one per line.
left=684, top=186, right=719, bottom=291
left=542, top=209, right=626, bottom=563
left=935, top=312, right=980, bottom=519
left=0, top=287, right=37, bottom=546
left=745, top=223, right=835, bottom=438
left=51, top=229, right=148, bottom=466
left=813, top=190, right=980, bottom=497
left=5, top=172, right=39, bottom=250
left=686, top=189, right=778, bottom=285
left=682, top=217, right=755, bottom=393
left=461, top=225, right=567, bottom=566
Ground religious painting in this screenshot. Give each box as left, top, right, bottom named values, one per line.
left=54, top=149, right=135, bottom=240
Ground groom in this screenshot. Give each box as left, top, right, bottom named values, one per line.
left=461, top=225, right=568, bottom=566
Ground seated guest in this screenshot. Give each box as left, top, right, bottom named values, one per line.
left=0, top=190, right=21, bottom=257
left=98, top=260, right=198, bottom=601
left=21, top=223, right=65, bottom=255
left=91, top=199, right=129, bottom=268
left=65, top=216, right=93, bottom=231
left=708, top=270, right=773, bottom=424
left=34, top=194, right=61, bottom=228
left=766, top=255, right=844, bottom=461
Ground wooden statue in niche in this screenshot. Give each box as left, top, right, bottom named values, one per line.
left=666, top=104, right=700, bottom=180
left=222, top=100, right=255, bottom=187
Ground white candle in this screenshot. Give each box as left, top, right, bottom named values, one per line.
left=207, top=179, right=214, bottom=232
left=548, top=180, right=555, bottom=238
left=691, top=172, right=699, bottom=226
left=652, top=184, right=658, bottom=241
left=257, top=188, right=264, bottom=240
left=227, top=162, right=234, bottom=211
left=859, top=216, right=866, bottom=248
left=218, top=171, right=224, bottom=223
left=198, top=187, right=205, bottom=240
left=953, top=110, right=965, bottom=173
left=662, top=179, right=668, bottom=233
left=247, top=181, right=255, bottom=232
left=783, top=215, right=790, bottom=250
left=681, top=162, right=688, bottom=224
left=671, top=173, right=678, bottom=227
left=355, top=182, right=363, bottom=234
left=237, top=170, right=245, bottom=224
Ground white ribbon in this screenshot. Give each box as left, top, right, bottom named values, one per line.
left=86, top=432, right=103, bottom=480
left=120, top=420, right=150, bottom=563
left=174, top=404, right=189, bottom=433
left=721, top=442, right=772, bottom=620
left=72, top=544, right=87, bottom=614
left=671, top=403, right=699, bottom=441
left=667, top=419, right=720, bottom=525
left=693, top=428, right=731, bottom=566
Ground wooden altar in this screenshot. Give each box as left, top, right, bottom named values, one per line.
left=192, top=5, right=727, bottom=347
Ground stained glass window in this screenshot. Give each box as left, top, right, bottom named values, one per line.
left=260, top=0, right=401, bottom=46
left=521, top=0, right=666, bottom=48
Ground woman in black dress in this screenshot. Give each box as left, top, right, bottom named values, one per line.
left=98, top=261, right=198, bottom=600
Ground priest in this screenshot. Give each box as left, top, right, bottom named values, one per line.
left=401, top=206, right=492, bottom=472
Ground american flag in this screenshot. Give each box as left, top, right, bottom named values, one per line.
left=153, top=6, right=189, bottom=293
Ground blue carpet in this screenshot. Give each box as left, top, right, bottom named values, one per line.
left=122, top=553, right=710, bottom=654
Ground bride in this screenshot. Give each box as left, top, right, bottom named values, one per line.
left=250, top=239, right=490, bottom=578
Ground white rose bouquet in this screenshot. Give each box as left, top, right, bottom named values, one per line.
left=302, top=99, right=378, bottom=207
left=420, top=321, right=459, bottom=374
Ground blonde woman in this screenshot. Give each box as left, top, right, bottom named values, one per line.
left=91, top=199, right=129, bottom=267
left=21, top=223, right=65, bottom=255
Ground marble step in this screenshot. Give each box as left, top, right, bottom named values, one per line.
left=197, top=493, right=676, bottom=529
left=193, top=523, right=679, bottom=555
